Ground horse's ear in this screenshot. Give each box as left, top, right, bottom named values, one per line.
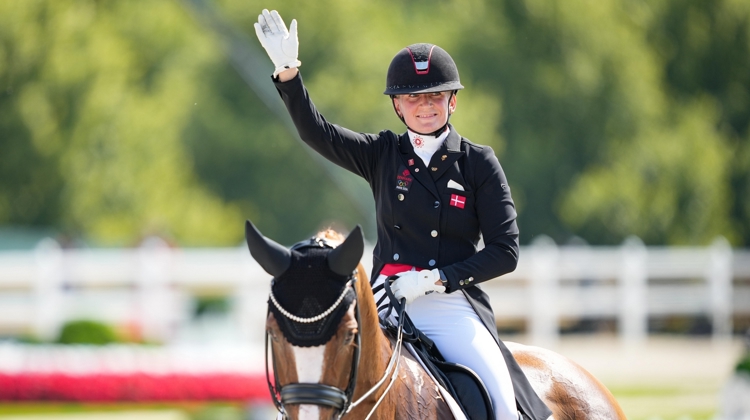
left=245, top=220, right=292, bottom=277
left=327, top=225, right=364, bottom=276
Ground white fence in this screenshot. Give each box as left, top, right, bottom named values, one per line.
left=488, top=236, right=750, bottom=346
left=0, top=236, right=749, bottom=347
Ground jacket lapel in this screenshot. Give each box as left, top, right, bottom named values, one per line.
left=427, top=128, right=464, bottom=181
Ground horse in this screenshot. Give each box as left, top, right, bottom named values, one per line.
left=245, top=221, right=627, bottom=420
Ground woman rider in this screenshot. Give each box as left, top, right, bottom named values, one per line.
left=254, top=9, right=552, bottom=420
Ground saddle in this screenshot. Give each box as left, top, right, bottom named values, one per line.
left=382, top=280, right=495, bottom=420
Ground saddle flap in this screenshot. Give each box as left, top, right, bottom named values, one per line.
left=432, top=359, right=495, bottom=420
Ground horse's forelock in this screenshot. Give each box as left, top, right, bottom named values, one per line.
left=317, top=228, right=345, bottom=246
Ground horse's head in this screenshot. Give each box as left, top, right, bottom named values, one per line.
left=245, top=221, right=364, bottom=420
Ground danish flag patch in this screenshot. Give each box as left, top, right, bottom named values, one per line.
left=450, top=194, right=466, bottom=209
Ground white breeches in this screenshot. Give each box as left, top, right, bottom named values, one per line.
left=373, top=274, right=517, bottom=420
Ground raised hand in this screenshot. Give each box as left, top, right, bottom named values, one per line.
left=254, top=9, right=301, bottom=77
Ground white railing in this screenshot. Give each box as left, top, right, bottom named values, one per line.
left=0, top=236, right=748, bottom=347
left=488, top=236, right=750, bottom=346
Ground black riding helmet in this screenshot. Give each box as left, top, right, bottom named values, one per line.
left=384, top=43, right=464, bottom=135
left=384, top=43, right=464, bottom=95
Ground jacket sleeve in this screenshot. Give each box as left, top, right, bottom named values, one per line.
left=274, top=72, right=383, bottom=183
left=440, top=146, right=520, bottom=291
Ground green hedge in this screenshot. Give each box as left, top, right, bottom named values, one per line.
left=737, top=355, right=750, bottom=374
left=56, top=320, right=118, bottom=345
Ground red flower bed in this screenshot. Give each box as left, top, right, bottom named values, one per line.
left=0, top=373, right=271, bottom=402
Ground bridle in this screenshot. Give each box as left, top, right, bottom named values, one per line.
left=266, top=271, right=360, bottom=419
left=265, top=241, right=406, bottom=420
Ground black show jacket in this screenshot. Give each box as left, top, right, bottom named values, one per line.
left=274, top=73, right=552, bottom=420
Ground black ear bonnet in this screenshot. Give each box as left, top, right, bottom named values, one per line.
left=269, top=238, right=356, bottom=347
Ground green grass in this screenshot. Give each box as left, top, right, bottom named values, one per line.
left=610, top=384, right=720, bottom=420
left=609, top=386, right=686, bottom=397
left=619, top=411, right=716, bottom=420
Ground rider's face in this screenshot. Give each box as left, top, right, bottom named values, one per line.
left=393, top=91, right=457, bottom=134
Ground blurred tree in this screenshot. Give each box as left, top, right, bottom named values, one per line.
left=644, top=0, right=750, bottom=245
left=0, top=3, right=66, bottom=228
left=560, top=0, right=748, bottom=245
left=453, top=0, right=744, bottom=245
left=455, top=0, right=661, bottom=243
left=0, top=0, right=748, bottom=247
left=561, top=100, right=733, bottom=244
left=0, top=0, right=243, bottom=245
left=180, top=0, right=373, bottom=244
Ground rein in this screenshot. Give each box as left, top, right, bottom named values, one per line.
left=353, top=297, right=406, bottom=420
left=265, top=268, right=407, bottom=420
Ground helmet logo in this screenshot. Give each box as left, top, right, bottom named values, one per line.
left=407, top=45, right=435, bottom=75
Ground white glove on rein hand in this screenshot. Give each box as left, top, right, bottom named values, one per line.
left=254, top=9, right=301, bottom=77
left=390, top=269, right=446, bottom=304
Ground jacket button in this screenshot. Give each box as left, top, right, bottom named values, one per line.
left=398, top=194, right=404, bottom=201
left=434, top=201, right=440, bottom=208
left=468, top=277, right=474, bottom=282
left=394, top=225, right=401, bottom=230
left=394, top=253, right=400, bottom=261
left=428, top=259, right=436, bottom=266
left=459, top=280, right=465, bottom=286
left=431, top=230, right=438, bottom=237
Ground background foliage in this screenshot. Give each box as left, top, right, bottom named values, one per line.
left=0, top=0, right=748, bottom=247
left=55, top=319, right=119, bottom=345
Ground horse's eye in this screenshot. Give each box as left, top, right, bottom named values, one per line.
left=344, top=329, right=357, bottom=345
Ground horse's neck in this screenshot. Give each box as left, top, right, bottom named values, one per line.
left=354, top=265, right=392, bottom=390
left=351, top=265, right=454, bottom=419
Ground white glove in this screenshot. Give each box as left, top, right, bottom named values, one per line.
left=390, top=269, right=445, bottom=304
left=254, top=9, right=301, bottom=77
